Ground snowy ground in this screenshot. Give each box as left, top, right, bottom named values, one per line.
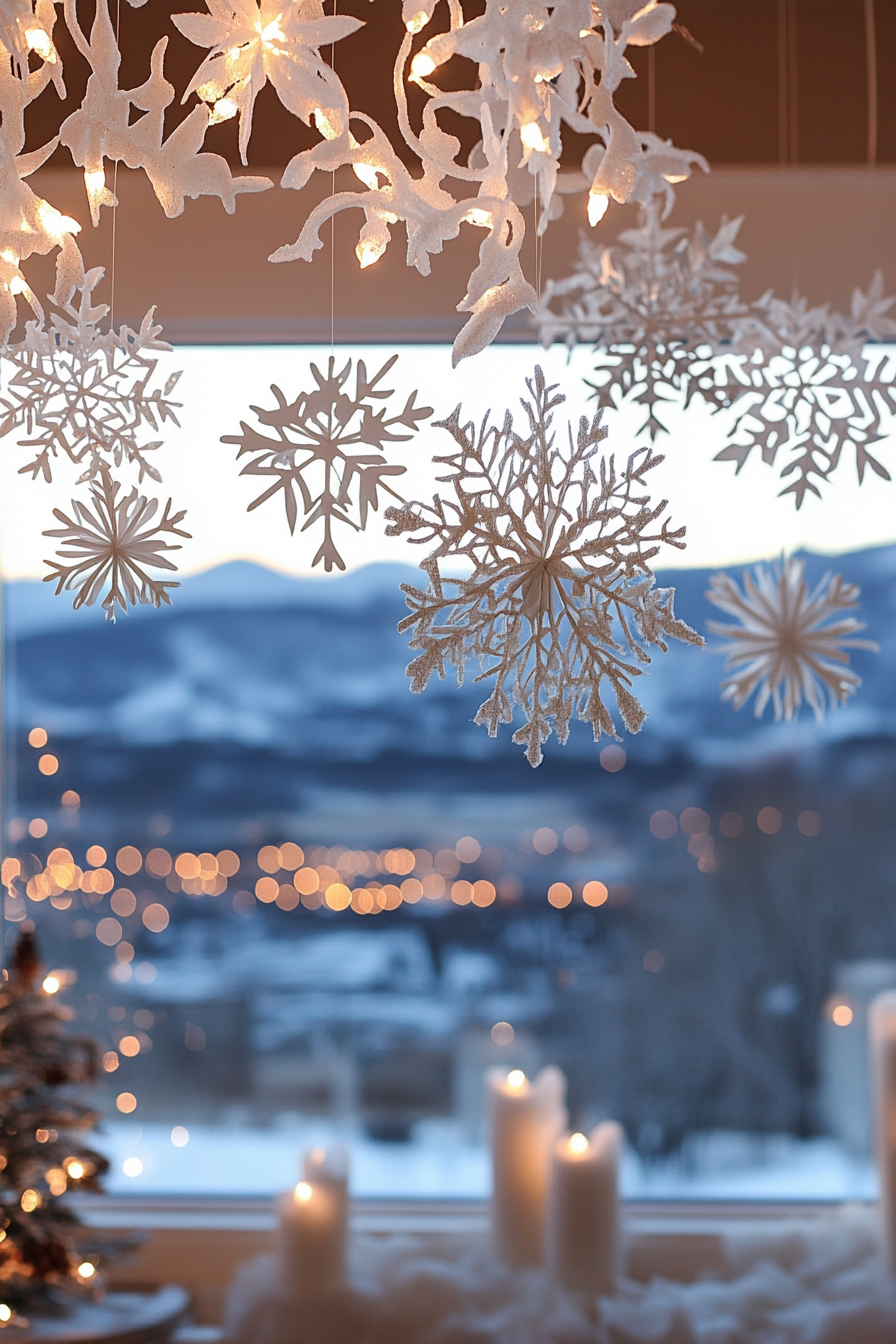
left=95, top=1121, right=878, bottom=1201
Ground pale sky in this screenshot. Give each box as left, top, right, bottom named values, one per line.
left=1, top=342, right=894, bottom=581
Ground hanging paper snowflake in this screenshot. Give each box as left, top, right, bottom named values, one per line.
left=385, top=366, right=702, bottom=767
left=222, top=354, right=432, bottom=572
left=540, top=198, right=746, bottom=438
left=0, top=266, right=182, bottom=488
left=43, top=471, right=190, bottom=620
left=691, top=274, right=896, bottom=508
left=705, top=555, right=877, bottom=722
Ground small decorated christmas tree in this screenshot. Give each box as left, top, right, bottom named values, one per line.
left=0, top=929, right=110, bottom=1309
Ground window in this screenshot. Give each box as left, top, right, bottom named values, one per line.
left=2, top=341, right=895, bottom=1199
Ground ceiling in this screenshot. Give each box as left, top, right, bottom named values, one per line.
left=28, top=0, right=896, bottom=171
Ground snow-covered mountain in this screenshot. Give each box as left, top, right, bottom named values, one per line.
left=8, top=548, right=892, bottom=766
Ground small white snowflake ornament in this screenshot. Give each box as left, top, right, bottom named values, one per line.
left=1, top=262, right=189, bottom=615
left=0, top=266, right=181, bottom=487
left=44, top=471, right=190, bottom=620
left=705, top=555, right=877, bottom=722
left=692, top=274, right=896, bottom=508
left=385, top=365, right=702, bottom=767
left=222, top=354, right=432, bottom=571
left=541, top=195, right=744, bottom=439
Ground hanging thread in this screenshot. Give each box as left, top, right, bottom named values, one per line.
left=330, top=0, right=337, bottom=350
left=647, top=44, right=656, bottom=135
left=109, top=0, right=121, bottom=330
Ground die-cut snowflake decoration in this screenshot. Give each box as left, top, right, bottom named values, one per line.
left=691, top=273, right=896, bottom=508
left=222, top=354, right=432, bottom=572
left=0, top=265, right=182, bottom=488
left=705, top=555, right=877, bottom=722
left=385, top=365, right=702, bottom=767
left=540, top=198, right=747, bottom=439
left=44, top=470, right=190, bottom=620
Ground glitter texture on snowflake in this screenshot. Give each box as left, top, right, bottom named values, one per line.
left=384, top=365, right=702, bottom=767
left=43, top=471, right=190, bottom=620
left=255, top=0, right=701, bottom=363
left=222, top=354, right=432, bottom=572
left=1, top=266, right=182, bottom=487
left=705, top=555, right=877, bottom=722
left=540, top=196, right=746, bottom=439
left=691, top=274, right=896, bottom=508
left=60, top=0, right=272, bottom=225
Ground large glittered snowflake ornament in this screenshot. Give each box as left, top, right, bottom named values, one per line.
left=705, top=555, right=877, bottom=722
left=691, top=274, right=896, bottom=507
left=222, top=354, right=431, bottom=571
left=43, top=470, right=190, bottom=620
left=540, top=197, right=747, bottom=439
left=385, top=365, right=702, bottom=767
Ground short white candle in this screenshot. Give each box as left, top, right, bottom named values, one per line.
left=546, top=1122, right=623, bottom=1296
left=276, top=1147, right=348, bottom=1297
left=869, top=991, right=896, bottom=1271
left=487, top=1064, right=566, bottom=1268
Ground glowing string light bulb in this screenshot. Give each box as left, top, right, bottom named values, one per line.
left=210, top=97, right=239, bottom=125
left=353, top=162, right=380, bottom=190
left=36, top=202, right=81, bottom=244
left=409, top=50, right=437, bottom=83
left=587, top=189, right=609, bottom=226
left=356, top=235, right=386, bottom=269
left=25, top=27, right=55, bottom=60
left=520, top=122, right=550, bottom=154
left=405, top=10, right=430, bottom=32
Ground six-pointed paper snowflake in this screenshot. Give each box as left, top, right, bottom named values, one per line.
left=705, top=555, right=877, bottom=722
left=540, top=199, right=748, bottom=439
left=222, top=354, right=431, bottom=572
left=385, top=366, right=702, bottom=767
left=43, top=471, right=191, bottom=620
left=1, top=267, right=182, bottom=488
left=541, top=202, right=746, bottom=436
left=691, top=274, right=896, bottom=507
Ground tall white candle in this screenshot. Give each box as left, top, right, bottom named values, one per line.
left=277, top=1146, right=349, bottom=1297
left=869, top=991, right=896, bottom=1271
left=546, top=1122, right=622, bottom=1296
left=488, top=1065, right=566, bottom=1268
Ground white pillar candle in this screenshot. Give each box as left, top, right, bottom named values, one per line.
left=546, top=1122, right=623, bottom=1297
left=276, top=1147, right=349, bottom=1297
left=869, top=991, right=896, bottom=1271
left=487, top=1064, right=567, bottom=1269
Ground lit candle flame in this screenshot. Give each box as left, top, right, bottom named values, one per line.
left=507, top=1069, right=526, bottom=1089
left=294, top=1181, right=313, bottom=1202
left=568, top=1131, right=589, bottom=1155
